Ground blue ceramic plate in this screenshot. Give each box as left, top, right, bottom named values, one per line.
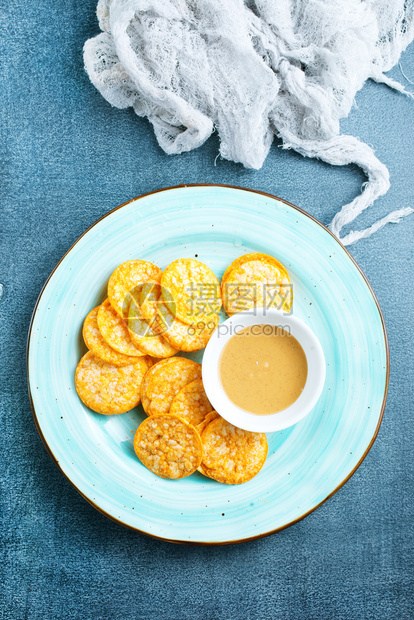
left=27, top=185, right=389, bottom=545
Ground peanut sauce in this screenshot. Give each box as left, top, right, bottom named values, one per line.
left=219, top=325, right=308, bottom=415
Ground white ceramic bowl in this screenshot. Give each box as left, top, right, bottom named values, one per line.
left=202, top=309, right=326, bottom=432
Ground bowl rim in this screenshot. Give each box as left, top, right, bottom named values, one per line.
left=202, top=309, right=326, bottom=432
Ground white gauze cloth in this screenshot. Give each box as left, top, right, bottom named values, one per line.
left=84, top=0, right=414, bottom=245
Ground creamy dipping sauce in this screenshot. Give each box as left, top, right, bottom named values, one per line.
left=219, top=325, right=308, bottom=415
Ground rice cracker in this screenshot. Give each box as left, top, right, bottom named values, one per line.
left=161, top=258, right=221, bottom=325
left=83, top=306, right=140, bottom=366
left=134, top=414, right=202, bottom=479
left=140, top=357, right=179, bottom=414
left=195, top=410, right=220, bottom=435
left=170, top=379, right=213, bottom=426
left=221, top=252, right=289, bottom=283
left=107, top=259, right=161, bottom=318
left=141, top=281, right=218, bottom=351
left=221, top=253, right=292, bottom=315
left=146, top=357, right=202, bottom=416
left=128, top=296, right=178, bottom=358
left=198, top=417, right=268, bottom=484
left=75, top=351, right=150, bottom=414
left=97, top=299, right=144, bottom=357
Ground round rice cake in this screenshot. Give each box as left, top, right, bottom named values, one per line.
left=221, top=256, right=292, bottom=315
left=161, top=258, right=221, bottom=326
left=128, top=296, right=178, bottom=358
left=140, top=281, right=218, bottom=351
left=157, top=303, right=219, bottom=352
left=107, top=260, right=161, bottom=318
left=82, top=306, right=141, bottom=366
left=75, top=351, right=150, bottom=414
left=97, top=299, right=144, bottom=357
left=140, top=357, right=178, bottom=414
left=146, top=357, right=202, bottom=416
left=134, top=414, right=203, bottom=479
left=170, top=379, right=214, bottom=426
left=195, top=410, right=220, bottom=436
left=139, top=280, right=163, bottom=323
left=221, top=252, right=290, bottom=284
left=198, top=417, right=268, bottom=484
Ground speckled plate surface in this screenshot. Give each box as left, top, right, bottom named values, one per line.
left=27, top=185, right=389, bottom=545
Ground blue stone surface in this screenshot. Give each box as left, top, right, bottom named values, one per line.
left=1, top=2, right=413, bottom=618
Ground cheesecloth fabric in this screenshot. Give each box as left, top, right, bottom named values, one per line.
left=84, top=0, right=414, bottom=245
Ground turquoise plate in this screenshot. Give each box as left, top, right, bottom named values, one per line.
left=27, top=185, right=389, bottom=545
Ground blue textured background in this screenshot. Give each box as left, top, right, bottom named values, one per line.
left=1, top=2, right=413, bottom=618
